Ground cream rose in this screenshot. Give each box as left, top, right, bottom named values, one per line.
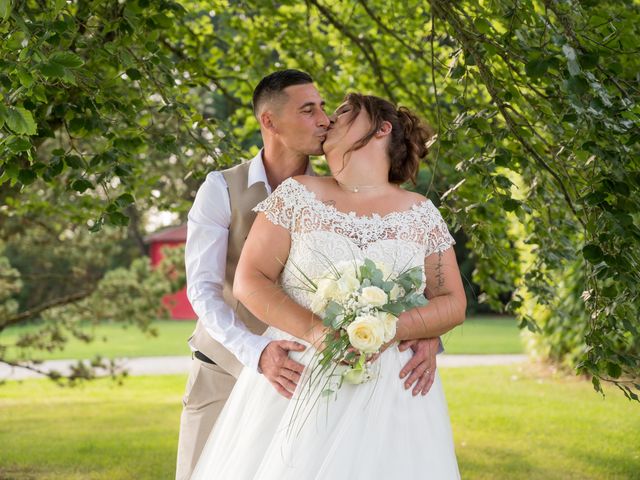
left=316, top=278, right=338, bottom=300
left=378, top=311, right=398, bottom=342
left=389, top=284, right=404, bottom=301
left=359, top=286, right=388, bottom=307
left=310, top=294, right=327, bottom=314
left=335, top=272, right=360, bottom=300
left=346, top=315, right=385, bottom=353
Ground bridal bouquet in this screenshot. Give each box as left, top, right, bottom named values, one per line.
left=304, top=258, right=427, bottom=391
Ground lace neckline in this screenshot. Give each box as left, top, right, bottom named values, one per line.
left=286, top=178, right=432, bottom=222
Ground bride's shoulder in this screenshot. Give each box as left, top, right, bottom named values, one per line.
left=396, top=190, right=431, bottom=209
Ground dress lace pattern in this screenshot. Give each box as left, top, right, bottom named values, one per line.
left=254, top=178, right=455, bottom=311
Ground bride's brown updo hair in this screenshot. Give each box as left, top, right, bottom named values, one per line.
left=341, top=93, right=434, bottom=184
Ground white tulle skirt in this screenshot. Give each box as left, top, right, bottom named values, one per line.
left=191, top=327, right=460, bottom=479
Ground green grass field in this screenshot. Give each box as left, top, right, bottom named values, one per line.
left=2, top=316, right=524, bottom=361
left=442, top=315, right=523, bottom=354
left=1, top=366, right=637, bottom=479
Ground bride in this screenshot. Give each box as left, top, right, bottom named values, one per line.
left=191, top=93, right=466, bottom=479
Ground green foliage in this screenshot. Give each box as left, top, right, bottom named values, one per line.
left=1, top=0, right=638, bottom=397
left=0, top=231, right=184, bottom=382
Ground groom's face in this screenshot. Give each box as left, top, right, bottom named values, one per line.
left=270, top=83, right=330, bottom=156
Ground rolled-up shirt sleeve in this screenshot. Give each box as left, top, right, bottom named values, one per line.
left=185, top=172, right=271, bottom=372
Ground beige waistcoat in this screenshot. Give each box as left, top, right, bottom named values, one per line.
left=189, top=161, right=268, bottom=378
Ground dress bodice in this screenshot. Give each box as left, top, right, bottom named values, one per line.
left=254, top=178, right=455, bottom=311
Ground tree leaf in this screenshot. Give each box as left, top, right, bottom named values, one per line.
left=502, top=198, right=520, bottom=212
left=115, top=193, right=135, bottom=207
left=64, top=155, right=84, bottom=169
left=16, top=68, right=34, bottom=88
left=50, top=51, right=84, bottom=68
left=106, top=211, right=130, bottom=226
left=38, top=62, right=66, bottom=78
left=566, top=76, right=589, bottom=95
left=525, top=59, right=548, bottom=79
left=8, top=136, right=32, bottom=153
left=582, top=244, right=604, bottom=263
left=126, top=68, right=142, bottom=80
left=18, top=169, right=37, bottom=185
left=474, top=18, right=492, bottom=34
left=71, top=178, right=93, bottom=193
left=6, top=107, right=37, bottom=135
left=0, top=0, right=11, bottom=21
left=606, top=362, right=622, bottom=379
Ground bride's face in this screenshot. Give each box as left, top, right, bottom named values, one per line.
left=323, top=102, right=372, bottom=171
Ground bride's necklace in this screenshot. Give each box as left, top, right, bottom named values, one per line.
left=335, top=179, right=389, bottom=193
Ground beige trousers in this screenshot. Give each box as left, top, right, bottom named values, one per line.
left=175, top=357, right=236, bottom=480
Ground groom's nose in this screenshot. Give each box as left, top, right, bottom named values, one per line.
left=317, top=110, right=330, bottom=128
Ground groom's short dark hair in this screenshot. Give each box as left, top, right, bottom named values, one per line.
left=252, top=70, right=314, bottom=116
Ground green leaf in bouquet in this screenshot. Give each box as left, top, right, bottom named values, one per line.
left=382, top=302, right=406, bottom=316
left=404, top=292, right=429, bottom=308
left=359, top=258, right=383, bottom=284
left=396, top=266, right=423, bottom=290
left=322, top=301, right=343, bottom=327
left=380, top=280, right=395, bottom=293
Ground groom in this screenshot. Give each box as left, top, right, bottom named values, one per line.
left=176, top=70, right=441, bottom=480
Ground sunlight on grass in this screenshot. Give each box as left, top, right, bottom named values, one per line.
left=442, top=315, right=524, bottom=354
left=1, top=366, right=638, bottom=479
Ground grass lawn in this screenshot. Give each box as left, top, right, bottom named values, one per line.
left=2, top=316, right=524, bottom=361
left=1, top=366, right=638, bottom=479
left=442, top=315, right=524, bottom=354
left=2, top=320, right=197, bottom=361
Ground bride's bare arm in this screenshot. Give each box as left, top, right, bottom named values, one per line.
left=233, top=213, right=324, bottom=345
left=394, top=247, right=466, bottom=341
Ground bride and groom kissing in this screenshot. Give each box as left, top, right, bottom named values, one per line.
left=177, top=69, right=466, bottom=479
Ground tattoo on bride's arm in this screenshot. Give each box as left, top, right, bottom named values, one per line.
left=435, top=251, right=445, bottom=290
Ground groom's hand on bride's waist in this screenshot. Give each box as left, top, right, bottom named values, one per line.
left=258, top=340, right=306, bottom=399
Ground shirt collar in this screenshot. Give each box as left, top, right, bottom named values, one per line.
left=247, top=149, right=315, bottom=194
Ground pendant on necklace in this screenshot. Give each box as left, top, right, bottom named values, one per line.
left=353, top=186, right=359, bottom=193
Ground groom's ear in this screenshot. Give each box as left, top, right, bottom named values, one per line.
left=261, top=111, right=277, bottom=134
left=375, top=121, right=392, bottom=138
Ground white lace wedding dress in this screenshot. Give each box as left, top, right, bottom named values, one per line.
left=191, top=178, right=460, bottom=479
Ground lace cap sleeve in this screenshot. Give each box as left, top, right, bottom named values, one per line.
left=422, top=201, right=456, bottom=256
left=253, top=178, right=301, bottom=231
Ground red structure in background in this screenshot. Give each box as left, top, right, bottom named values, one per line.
left=145, top=224, right=196, bottom=320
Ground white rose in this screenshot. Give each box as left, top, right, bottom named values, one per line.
left=378, top=311, right=398, bottom=342
left=335, top=261, right=358, bottom=278
left=316, top=278, right=338, bottom=300
left=359, top=286, right=388, bottom=307
left=336, top=273, right=360, bottom=300
left=346, top=315, right=385, bottom=353
left=389, top=284, right=404, bottom=301
left=310, top=294, right=328, bottom=314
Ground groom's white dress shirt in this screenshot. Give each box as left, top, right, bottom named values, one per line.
left=185, top=151, right=313, bottom=372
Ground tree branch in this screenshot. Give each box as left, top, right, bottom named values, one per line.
left=0, top=289, right=94, bottom=331
left=430, top=0, right=586, bottom=229
left=306, top=0, right=397, bottom=103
